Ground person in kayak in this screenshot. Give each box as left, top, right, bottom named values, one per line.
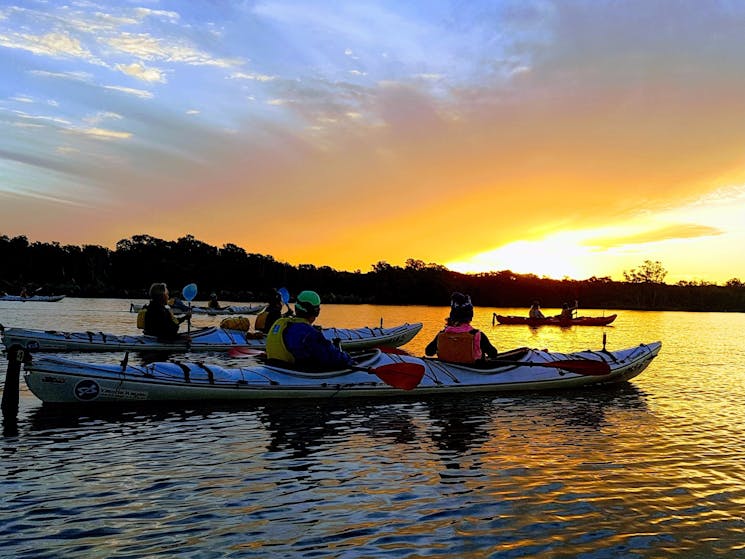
left=425, top=292, right=499, bottom=364
left=207, top=292, right=224, bottom=310
left=557, top=300, right=578, bottom=320
left=170, top=296, right=190, bottom=313
left=142, top=282, right=192, bottom=340
left=265, top=290, right=356, bottom=370
left=255, top=289, right=292, bottom=334
left=528, top=300, right=545, bottom=319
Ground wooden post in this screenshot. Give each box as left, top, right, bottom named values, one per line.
left=2, top=344, right=26, bottom=428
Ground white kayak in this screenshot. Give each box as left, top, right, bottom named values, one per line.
left=129, top=303, right=266, bottom=316
left=0, top=323, right=423, bottom=353
left=22, top=341, right=661, bottom=404
left=0, top=294, right=65, bottom=302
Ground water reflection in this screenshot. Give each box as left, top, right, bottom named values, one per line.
left=526, top=383, right=649, bottom=430
left=424, top=395, right=494, bottom=455
left=258, top=401, right=346, bottom=464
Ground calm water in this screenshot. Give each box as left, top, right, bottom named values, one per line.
left=2, top=298, right=745, bottom=558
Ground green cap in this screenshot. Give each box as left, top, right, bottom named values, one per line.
left=295, top=290, right=321, bottom=315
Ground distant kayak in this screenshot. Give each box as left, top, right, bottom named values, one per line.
left=129, top=303, right=266, bottom=316
left=493, top=313, right=617, bottom=326
left=0, top=294, right=65, bottom=302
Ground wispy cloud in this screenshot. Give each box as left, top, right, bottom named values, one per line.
left=102, top=85, right=154, bottom=99
left=0, top=30, right=94, bottom=59
left=115, top=62, right=166, bottom=83
left=588, top=225, right=724, bottom=250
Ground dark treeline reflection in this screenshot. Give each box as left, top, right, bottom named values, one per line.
left=2, top=233, right=744, bottom=311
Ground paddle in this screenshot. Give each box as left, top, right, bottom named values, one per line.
left=277, top=287, right=290, bottom=314
left=182, top=283, right=198, bottom=336
left=225, top=348, right=425, bottom=390
left=227, top=347, right=264, bottom=358
left=354, top=362, right=424, bottom=390
left=489, top=358, right=611, bottom=376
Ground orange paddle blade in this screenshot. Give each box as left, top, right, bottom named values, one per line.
left=370, top=362, right=425, bottom=390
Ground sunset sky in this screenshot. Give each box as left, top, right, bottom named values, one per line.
left=2, top=1, right=744, bottom=284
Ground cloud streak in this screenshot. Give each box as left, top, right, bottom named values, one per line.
left=588, top=224, right=724, bottom=250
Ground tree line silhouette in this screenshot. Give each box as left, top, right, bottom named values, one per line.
left=2, top=234, right=744, bottom=312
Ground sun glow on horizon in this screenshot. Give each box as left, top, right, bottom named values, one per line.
left=445, top=234, right=594, bottom=280
left=444, top=184, right=745, bottom=284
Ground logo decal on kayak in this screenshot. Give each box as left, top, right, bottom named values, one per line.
left=74, top=379, right=100, bottom=401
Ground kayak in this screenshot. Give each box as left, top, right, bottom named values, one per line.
left=493, top=313, right=617, bottom=326
left=129, top=303, right=266, bottom=316
left=22, top=341, right=662, bottom=404
left=0, top=322, right=423, bottom=353
left=0, top=294, right=65, bottom=302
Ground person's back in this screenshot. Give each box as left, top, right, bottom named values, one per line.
left=265, top=290, right=354, bottom=370
left=207, top=293, right=222, bottom=310
left=528, top=301, right=545, bottom=319
left=559, top=301, right=577, bottom=320
left=425, top=292, right=498, bottom=364
left=143, top=303, right=180, bottom=339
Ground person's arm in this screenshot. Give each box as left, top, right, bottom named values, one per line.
left=425, top=333, right=439, bottom=356
left=291, top=325, right=356, bottom=369
left=479, top=332, right=499, bottom=358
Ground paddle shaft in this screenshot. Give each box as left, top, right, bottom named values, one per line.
left=488, top=358, right=610, bottom=376
left=2, top=345, right=25, bottom=427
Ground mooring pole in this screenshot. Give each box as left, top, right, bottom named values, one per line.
left=2, top=344, right=26, bottom=428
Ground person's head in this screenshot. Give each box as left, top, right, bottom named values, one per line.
left=448, top=292, right=473, bottom=324
left=562, top=303, right=568, bottom=310
left=295, top=290, right=321, bottom=321
left=531, top=300, right=540, bottom=308
left=210, top=292, right=217, bottom=299
left=269, top=290, right=282, bottom=308
left=149, top=282, right=168, bottom=303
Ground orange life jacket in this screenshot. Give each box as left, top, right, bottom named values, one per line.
left=436, top=329, right=480, bottom=363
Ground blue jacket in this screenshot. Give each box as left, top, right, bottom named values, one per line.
left=282, top=320, right=355, bottom=370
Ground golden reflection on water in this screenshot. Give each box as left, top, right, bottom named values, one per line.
left=3, top=300, right=745, bottom=556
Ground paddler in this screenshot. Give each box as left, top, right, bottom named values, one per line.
left=142, top=282, right=192, bottom=340
left=265, top=290, right=356, bottom=370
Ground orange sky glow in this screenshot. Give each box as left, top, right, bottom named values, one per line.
left=2, top=2, right=745, bottom=285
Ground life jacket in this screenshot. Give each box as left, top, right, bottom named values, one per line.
left=436, top=324, right=482, bottom=363
left=253, top=310, right=269, bottom=332
left=265, top=317, right=309, bottom=363
left=220, top=316, right=252, bottom=332
left=137, top=307, right=147, bottom=329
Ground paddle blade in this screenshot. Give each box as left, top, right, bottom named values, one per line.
left=549, top=359, right=611, bottom=376
left=371, top=362, right=425, bottom=390
left=277, top=287, right=290, bottom=305
left=182, top=283, right=198, bottom=302
left=227, top=347, right=264, bottom=358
